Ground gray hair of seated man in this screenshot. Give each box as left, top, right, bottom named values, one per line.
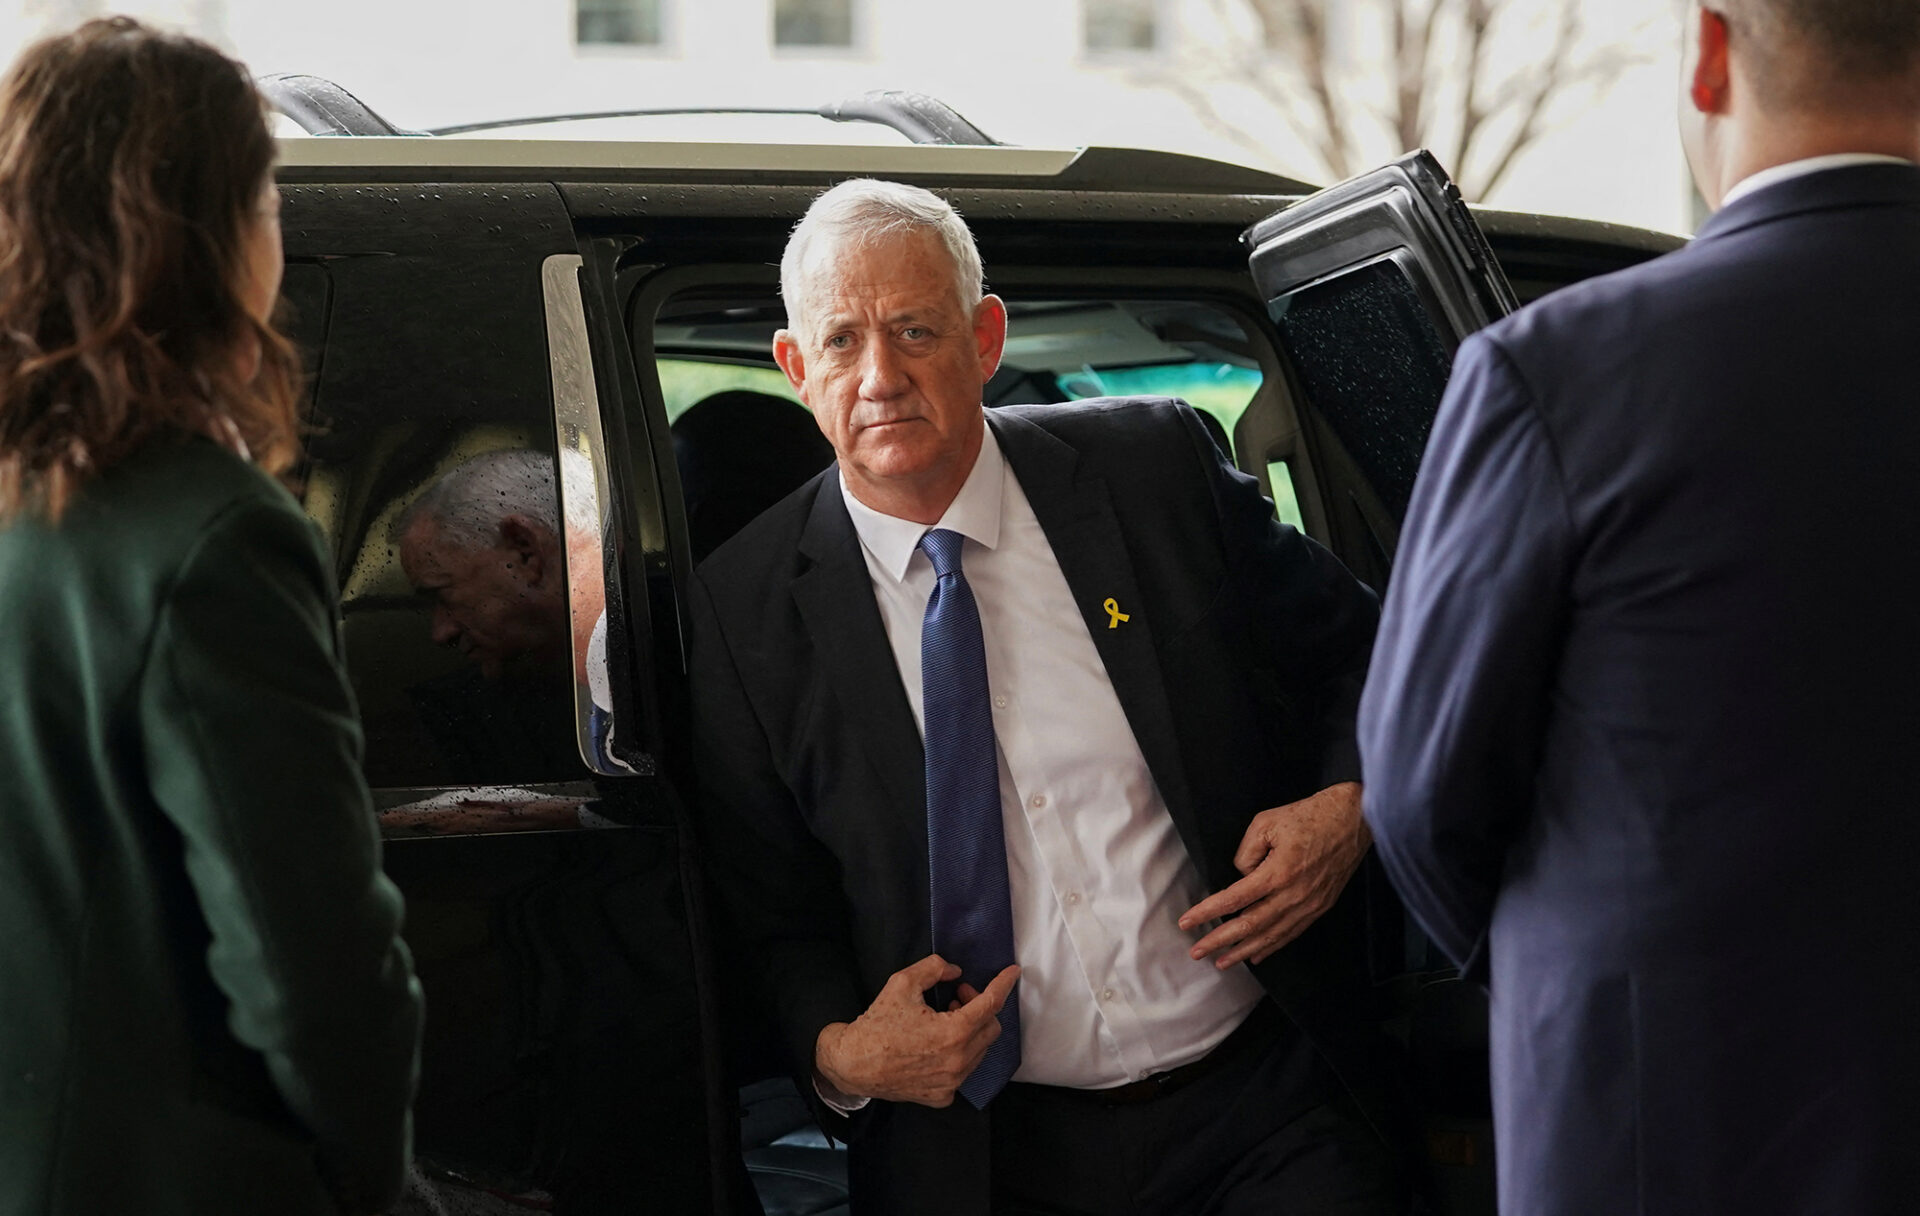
left=398, top=447, right=597, bottom=551
left=779, top=178, right=985, bottom=338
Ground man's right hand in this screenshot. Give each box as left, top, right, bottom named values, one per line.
left=813, top=954, right=1020, bottom=1108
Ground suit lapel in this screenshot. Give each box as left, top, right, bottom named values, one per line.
left=791, top=478, right=930, bottom=876
left=988, top=411, right=1206, bottom=856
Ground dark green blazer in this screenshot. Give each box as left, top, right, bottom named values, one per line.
left=0, top=436, right=423, bottom=1215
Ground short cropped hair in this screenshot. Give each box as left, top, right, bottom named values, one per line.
left=399, top=447, right=597, bottom=550
left=779, top=179, right=985, bottom=336
left=1722, top=0, right=1920, bottom=109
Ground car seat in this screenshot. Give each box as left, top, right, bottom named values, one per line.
left=739, top=1076, right=849, bottom=1216
left=672, top=390, right=835, bottom=565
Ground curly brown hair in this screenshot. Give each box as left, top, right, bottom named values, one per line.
left=0, top=17, right=300, bottom=524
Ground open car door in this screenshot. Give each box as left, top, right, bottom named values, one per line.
left=1244, top=150, right=1517, bottom=591
left=1244, top=150, right=1516, bottom=1216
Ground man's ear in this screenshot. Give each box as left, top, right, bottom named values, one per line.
left=497, top=515, right=552, bottom=585
left=1690, top=6, right=1733, bottom=115
left=773, top=329, right=809, bottom=404
left=973, top=294, right=1008, bottom=382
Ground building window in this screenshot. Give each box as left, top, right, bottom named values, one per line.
left=775, top=0, right=854, bottom=48
left=1084, top=0, right=1157, bottom=52
left=578, top=0, right=663, bottom=47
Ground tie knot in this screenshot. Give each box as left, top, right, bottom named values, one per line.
left=919, top=528, right=965, bottom=578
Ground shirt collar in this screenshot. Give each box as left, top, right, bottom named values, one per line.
left=1720, top=153, right=1915, bottom=210
left=840, top=420, right=1006, bottom=583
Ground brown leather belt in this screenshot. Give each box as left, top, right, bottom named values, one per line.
left=1042, top=1000, right=1284, bottom=1108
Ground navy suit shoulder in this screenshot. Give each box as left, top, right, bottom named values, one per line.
left=992, top=396, right=1212, bottom=478
left=1360, top=163, right=1920, bottom=1215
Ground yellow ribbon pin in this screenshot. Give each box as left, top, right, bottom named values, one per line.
left=1103, top=598, right=1131, bottom=629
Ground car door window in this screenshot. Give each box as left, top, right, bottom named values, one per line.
left=1268, top=256, right=1454, bottom=518
left=281, top=200, right=613, bottom=807
left=1244, top=150, right=1517, bottom=585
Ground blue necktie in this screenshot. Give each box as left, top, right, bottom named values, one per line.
left=918, top=528, right=1021, bottom=1108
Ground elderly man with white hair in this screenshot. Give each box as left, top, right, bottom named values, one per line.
left=397, top=447, right=625, bottom=773
left=690, top=179, right=1405, bottom=1215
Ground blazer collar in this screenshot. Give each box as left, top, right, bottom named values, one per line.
left=792, top=476, right=929, bottom=843
left=987, top=408, right=1207, bottom=857
left=1694, top=161, right=1920, bottom=245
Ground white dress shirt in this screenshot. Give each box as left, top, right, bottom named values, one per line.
left=835, top=425, right=1265, bottom=1099
left=1720, top=153, right=1915, bottom=209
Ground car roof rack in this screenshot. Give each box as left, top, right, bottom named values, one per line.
left=430, top=89, right=1000, bottom=146
left=261, top=73, right=998, bottom=146
left=820, top=90, right=998, bottom=145
left=259, top=73, right=425, bottom=136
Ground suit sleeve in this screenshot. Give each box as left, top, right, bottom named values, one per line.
left=687, top=571, right=868, bottom=1131
left=1177, top=401, right=1380, bottom=789
left=138, top=495, right=424, bottom=1215
left=1358, top=334, right=1574, bottom=984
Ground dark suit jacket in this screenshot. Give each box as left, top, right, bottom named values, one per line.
left=691, top=398, right=1388, bottom=1213
left=1360, top=164, right=1920, bottom=1216
left=0, top=437, right=424, bottom=1216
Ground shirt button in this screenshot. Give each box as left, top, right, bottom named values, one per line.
left=1064, top=891, right=1081, bottom=905
left=1100, top=987, right=1116, bottom=1002
left=994, top=695, right=1008, bottom=709
left=1138, top=1070, right=1153, bottom=1081
left=1030, top=794, right=1047, bottom=809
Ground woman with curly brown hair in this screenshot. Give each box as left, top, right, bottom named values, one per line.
left=0, top=19, right=422, bottom=1216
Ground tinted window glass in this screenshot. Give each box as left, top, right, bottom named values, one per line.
left=1269, top=255, right=1451, bottom=518
left=1085, top=0, right=1157, bottom=50
left=578, top=0, right=663, bottom=45
left=774, top=0, right=852, bottom=46
left=290, top=249, right=590, bottom=796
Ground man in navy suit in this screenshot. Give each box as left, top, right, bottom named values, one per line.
left=1359, top=3, right=1920, bottom=1213
left=691, top=180, right=1404, bottom=1214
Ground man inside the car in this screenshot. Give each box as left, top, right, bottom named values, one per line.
left=398, top=447, right=622, bottom=774
left=398, top=448, right=600, bottom=684
left=690, top=179, right=1404, bottom=1215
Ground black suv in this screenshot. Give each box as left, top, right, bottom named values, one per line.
left=264, top=79, right=1682, bottom=1216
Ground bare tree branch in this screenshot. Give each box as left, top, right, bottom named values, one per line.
left=1451, top=0, right=1497, bottom=180
left=1465, top=0, right=1583, bottom=198
left=1160, top=0, right=1650, bottom=200
left=1188, top=0, right=1352, bottom=180
left=1258, top=0, right=1355, bottom=179
left=1162, top=75, right=1312, bottom=171
left=1393, top=0, right=1442, bottom=157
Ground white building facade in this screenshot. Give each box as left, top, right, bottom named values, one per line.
left=1, top=0, right=1696, bottom=234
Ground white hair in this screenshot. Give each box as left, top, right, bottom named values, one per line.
left=779, top=178, right=985, bottom=336
left=399, top=447, right=598, bottom=550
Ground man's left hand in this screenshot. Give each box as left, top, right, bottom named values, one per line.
left=1178, top=782, right=1369, bottom=969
